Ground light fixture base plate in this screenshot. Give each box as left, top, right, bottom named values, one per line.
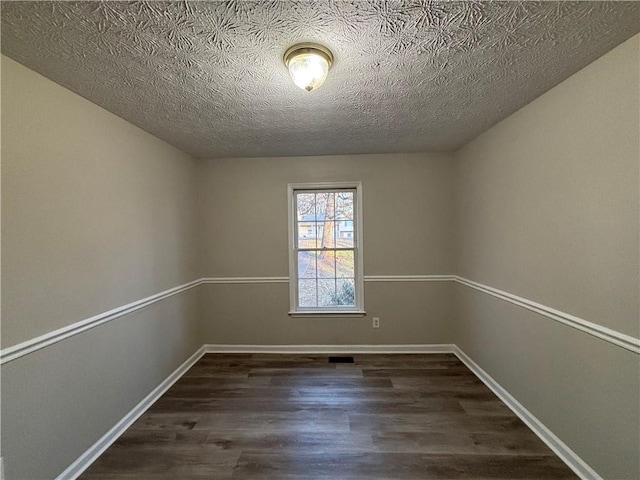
left=284, top=43, right=334, bottom=68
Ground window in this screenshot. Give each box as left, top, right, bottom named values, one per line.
left=288, top=182, right=364, bottom=315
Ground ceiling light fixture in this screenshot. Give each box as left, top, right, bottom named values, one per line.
left=284, top=43, right=333, bottom=92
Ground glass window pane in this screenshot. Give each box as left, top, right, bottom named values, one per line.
left=298, top=279, right=317, bottom=307
left=317, top=251, right=336, bottom=278
left=292, top=186, right=360, bottom=311
left=297, top=222, right=317, bottom=249
left=298, top=251, right=317, bottom=278
left=296, top=193, right=315, bottom=221
left=336, top=251, right=354, bottom=278
left=336, top=220, right=354, bottom=247
left=318, top=279, right=337, bottom=307
left=336, top=279, right=355, bottom=306
left=336, top=192, right=354, bottom=220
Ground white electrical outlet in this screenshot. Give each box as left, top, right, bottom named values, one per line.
left=373, top=317, right=380, bottom=328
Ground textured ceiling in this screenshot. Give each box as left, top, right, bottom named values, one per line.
left=2, top=1, right=639, bottom=159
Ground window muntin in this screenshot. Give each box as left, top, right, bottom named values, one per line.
left=288, top=183, right=364, bottom=315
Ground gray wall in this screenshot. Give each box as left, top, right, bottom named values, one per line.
left=197, top=153, right=455, bottom=345
left=453, top=34, right=640, bottom=479
left=1, top=55, right=202, bottom=479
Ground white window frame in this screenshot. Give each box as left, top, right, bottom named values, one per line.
left=287, top=182, right=365, bottom=316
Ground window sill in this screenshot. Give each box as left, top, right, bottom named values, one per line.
left=288, top=310, right=367, bottom=318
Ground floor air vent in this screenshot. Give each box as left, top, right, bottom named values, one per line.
left=328, top=356, right=354, bottom=363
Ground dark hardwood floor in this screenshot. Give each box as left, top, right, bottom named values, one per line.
left=80, top=353, right=577, bottom=479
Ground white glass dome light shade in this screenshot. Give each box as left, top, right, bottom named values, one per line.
left=288, top=53, right=329, bottom=91
left=284, top=44, right=333, bottom=92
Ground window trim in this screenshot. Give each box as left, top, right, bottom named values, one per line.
left=287, top=181, right=365, bottom=316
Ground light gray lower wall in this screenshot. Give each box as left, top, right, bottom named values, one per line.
left=201, top=281, right=453, bottom=345
left=1, top=289, right=201, bottom=480
left=453, top=35, right=640, bottom=479
left=453, top=284, right=639, bottom=480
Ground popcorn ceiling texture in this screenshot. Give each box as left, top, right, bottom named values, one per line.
left=2, top=1, right=638, bottom=159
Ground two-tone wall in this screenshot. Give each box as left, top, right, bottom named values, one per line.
left=453, top=35, right=640, bottom=479
left=1, top=56, right=202, bottom=479
left=197, top=153, right=455, bottom=346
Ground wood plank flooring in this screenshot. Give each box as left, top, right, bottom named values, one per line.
left=80, top=353, right=577, bottom=479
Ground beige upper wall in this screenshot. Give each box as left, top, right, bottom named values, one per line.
left=454, top=34, right=640, bottom=337
left=1, top=55, right=200, bottom=347
left=198, top=153, right=455, bottom=277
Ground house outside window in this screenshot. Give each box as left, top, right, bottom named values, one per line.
left=287, top=182, right=364, bottom=315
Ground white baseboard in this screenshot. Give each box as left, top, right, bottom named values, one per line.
left=204, top=344, right=456, bottom=354
left=451, top=346, right=601, bottom=480
left=55, top=343, right=599, bottom=480
left=56, top=346, right=206, bottom=480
